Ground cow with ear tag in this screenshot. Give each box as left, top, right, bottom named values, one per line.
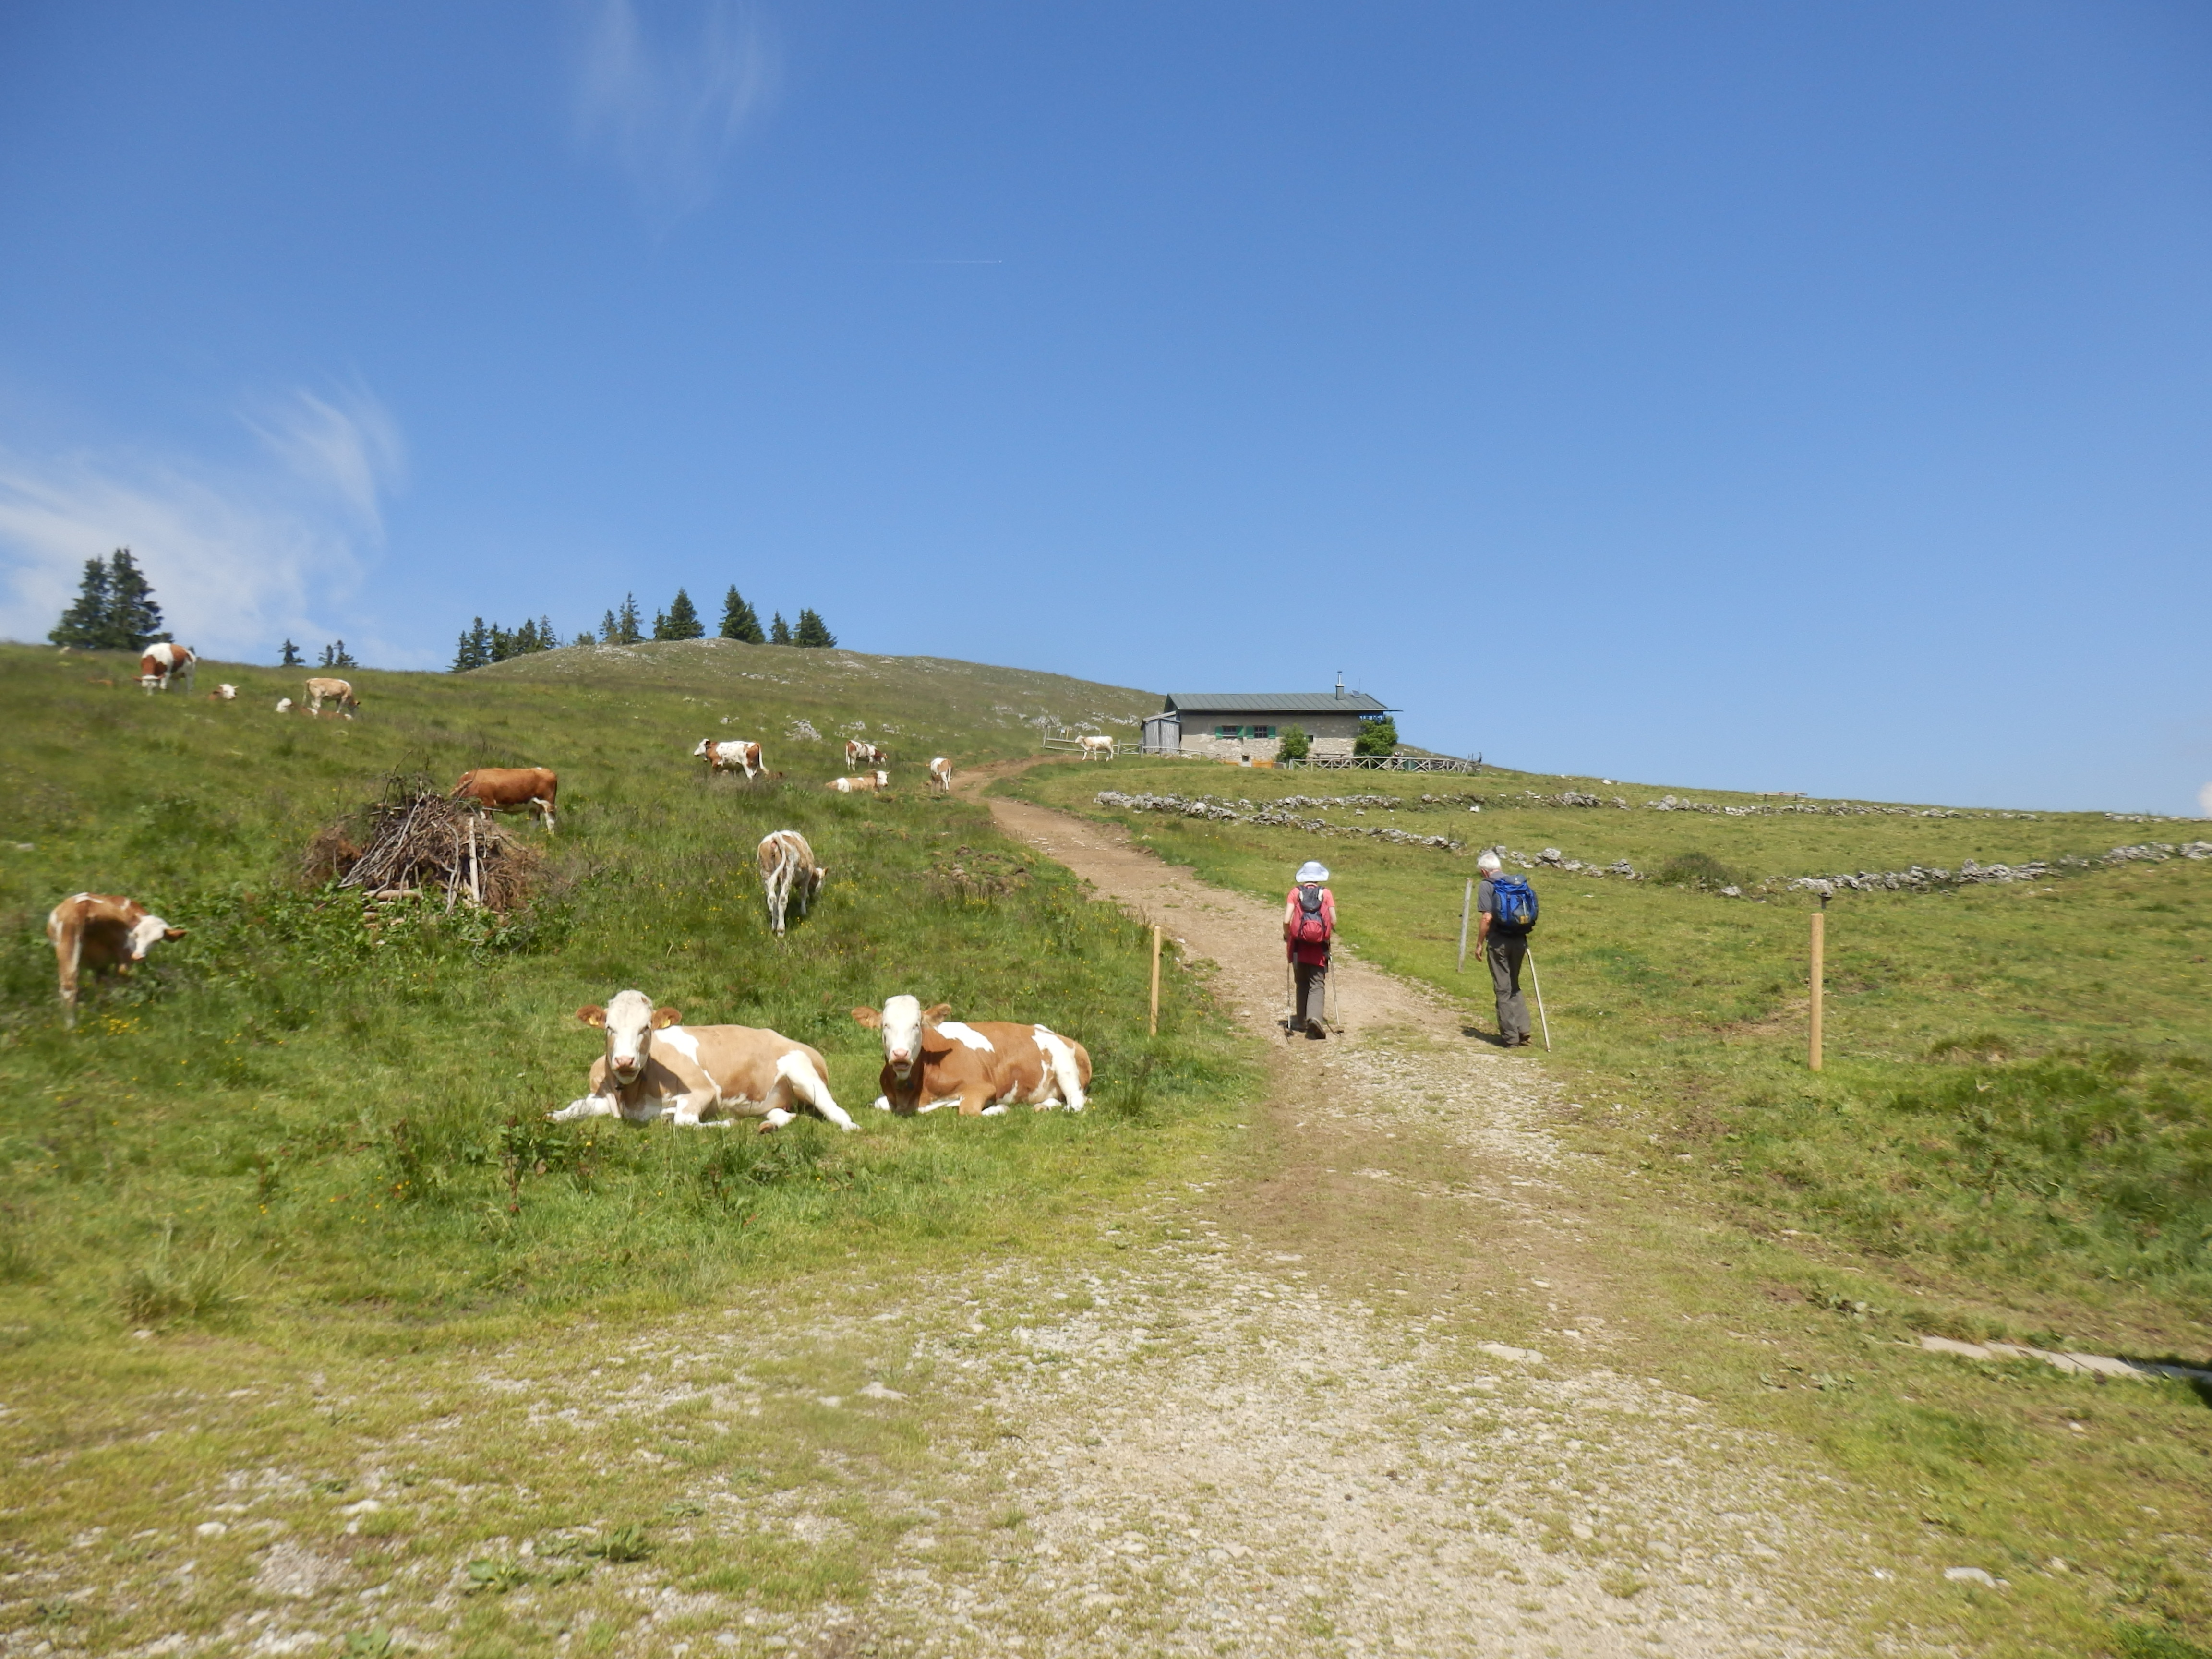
left=852, top=994, right=1090, bottom=1117
left=550, top=988, right=855, bottom=1132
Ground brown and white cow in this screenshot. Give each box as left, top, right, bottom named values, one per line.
left=927, top=757, right=953, bottom=793
left=548, top=990, right=855, bottom=1131
left=305, top=677, right=358, bottom=718
left=139, top=642, right=196, bottom=693
left=851, top=995, right=1090, bottom=1117
left=844, top=737, right=886, bottom=769
left=1077, top=734, right=1117, bottom=760
left=757, top=830, right=826, bottom=937
left=46, top=892, right=185, bottom=1025
left=453, top=766, right=558, bottom=833
left=209, top=683, right=238, bottom=701
left=695, top=738, right=764, bottom=779
left=826, top=770, right=889, bottom=794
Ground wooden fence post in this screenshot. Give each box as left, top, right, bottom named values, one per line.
left=1149, top=925, right=1162, bottom=1037
left=1457, top=878, right=1473, bottom=973
left=1809, top=910, right=1825, bottom=1072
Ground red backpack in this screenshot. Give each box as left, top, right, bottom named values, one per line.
left=1291, top=883, right=1332, bottom=944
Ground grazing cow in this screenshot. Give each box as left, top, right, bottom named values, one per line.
left=844, top=737, right=886, bottom=769
left=452, top=766, right=559, bottom=833
left=46, top=893, right=185, bottom=1025
left=547, top=990, right=856, bottom=1132
left=694, top=738, right=764, bottom=780
left=209, top=683, right=238, bottom=701
left=139, top=642, right=197, bottom=694
left=851, top=995, right=1091, bottom=1117
left=757, top=830, right=827, bottom=937
left=305, top=677, right=358, bottom=718
left=826, top=770, right=889, bottom=794
left=1078, top=734, right=1117, bottom=760
left=927, top=756, right=953, bottom=793
left=274, top=697, right=294, bottom=714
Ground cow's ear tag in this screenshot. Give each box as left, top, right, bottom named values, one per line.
left=922, top=1002, right=953, bottom=1023
left=577, top=1006, right=607, bottom=1029
left=652, top=1007, right=682, bottom=1029
left=851, top=1007, right=881, bottom=1029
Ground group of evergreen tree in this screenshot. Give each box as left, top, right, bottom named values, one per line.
left=451, top=616, right=558, bottom=672
left=320, top=641, right=359, bottom=670
left=48, top=549, right=168, bottom=651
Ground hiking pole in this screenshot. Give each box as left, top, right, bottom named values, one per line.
left=1456, top=878, right=1472, bottom=973
left=1526, top=950, right=1552, bottom=1052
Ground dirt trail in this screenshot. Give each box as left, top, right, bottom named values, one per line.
left=838, top=793, right=1868, bottom=1657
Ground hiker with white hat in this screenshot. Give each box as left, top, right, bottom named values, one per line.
left=1475, top=850, right=1539, bottom=1046
left=1282, top=860, right=1336, bottom=1039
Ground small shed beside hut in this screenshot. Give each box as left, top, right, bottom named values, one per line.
left=1146, top=680, right=1391, bottom=762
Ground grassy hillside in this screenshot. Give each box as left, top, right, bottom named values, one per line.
left=475, top=635, right=1155, bottom=766
left=1015, top=756, right=2212, bottom=1353
left=0, top=641, right=1245, bottom=1330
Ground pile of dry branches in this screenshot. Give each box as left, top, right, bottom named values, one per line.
left=307, top=776, right=541, bottom=913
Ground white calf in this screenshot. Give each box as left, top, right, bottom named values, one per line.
left=928, top=757, right=953, bottom=793
left=1078, top=735, right=1117, bottom=760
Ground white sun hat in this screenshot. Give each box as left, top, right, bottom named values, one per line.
left=1295, top=861, right=1330, bottom=883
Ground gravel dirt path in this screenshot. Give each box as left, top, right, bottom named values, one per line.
left=853, top=793, right=1877, bottom=1657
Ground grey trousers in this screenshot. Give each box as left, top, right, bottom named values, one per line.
left=1294, top=960, right=1328, bottom=1028
left=1487, top=933, right=1529, bottom=1043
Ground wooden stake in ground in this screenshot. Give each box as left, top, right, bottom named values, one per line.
left=1809, top=909, right=1825, bottom=1071
left=1150, top=924, right=1162, bottom=1036
left=1526, top=949, right=1552, bottom=1052
left=1457, top=878, right=1472, bottom=973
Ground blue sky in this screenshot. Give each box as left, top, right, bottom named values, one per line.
left=2, top=3, right=2208, bottom=813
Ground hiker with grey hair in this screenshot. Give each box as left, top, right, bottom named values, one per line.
left=1474, top=850, right=1539, bottom=1047
left=1282, top=860, right=1335, bottom=1039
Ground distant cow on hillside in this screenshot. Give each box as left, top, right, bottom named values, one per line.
left=827, top=770, right=889, bottom=794
left=305, top=677, right=358, bottom=718
left=695, top=738, right=764, bottom=780
left=452, top=767, right=559, bottom=833
left=845, top=738, right=886, bottom=769
left=1078, top=735, right=1117, bottom=760
left=139, top=642, right=196, bottom=694
left=757, top=830, right=826, bottom=937
left=209, top=683, right=237, bottom=701
left=47, top=892, right=185, bottom=1025
left=928, top=757, right=953, bottom=793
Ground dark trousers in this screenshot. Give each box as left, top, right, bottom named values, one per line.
left=1294, top=960, right=1328, bottom=1029
left=1487, top=932, right=1529, bottom=1043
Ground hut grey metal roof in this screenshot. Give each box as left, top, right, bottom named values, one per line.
left=1161, top=690, right=1390, bottom=716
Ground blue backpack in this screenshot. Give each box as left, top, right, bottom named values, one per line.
left=1489, top=875, right=1538, bottom=933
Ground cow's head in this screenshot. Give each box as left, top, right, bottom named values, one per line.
left=128, top=914, right=185, bottom=961
left=874, top=770, right=889, bottom=788
left=577, top=989, right=680, bottom=1085
left=692, top=738, right=714, bottom=758
left=852, top=995, right=952, bottom=1081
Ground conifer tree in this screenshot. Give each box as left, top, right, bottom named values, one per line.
left=319, top=641, right=358, bottom=669
left=793, top=608, right=837, bottom=649
left=49, top=558, right=112, bottom=649
left=600, top=610, right=620, bottom=643
left=617, top=594, right=644, bottom=644
left=280, top=639, right=303, bottom=667
left=48, top=548, right=166, bottom=650
left=107, top=551, right=164, bottom=649
left=452, top=618, right=491, bottom=673
left=719, top=586, right=765, bottom=643
left=661, top=587, right=704, bottom=640
left=769, top=612, right=792, bottom=645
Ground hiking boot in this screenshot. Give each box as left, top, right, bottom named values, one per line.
left=1517, top=1033, right=1535, bottom=1047
left=1306, top=1022, right=1328, bottom=1040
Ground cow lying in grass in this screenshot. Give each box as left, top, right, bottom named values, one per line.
left=852, top=995, right=1090, bottom=1116
left=549, top=990, right=855, bottom=1131
left=47, top=892, right=185, bottom=1025
left=827, top=770, right=889, bottom=794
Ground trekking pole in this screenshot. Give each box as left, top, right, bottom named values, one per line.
left=1457, top=878, right=1472, bottom=973
left=1527, top=950, right=1553, bottom=1052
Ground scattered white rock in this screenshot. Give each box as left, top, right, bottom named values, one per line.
left=1944, top=1566, right=2006, bottom=1588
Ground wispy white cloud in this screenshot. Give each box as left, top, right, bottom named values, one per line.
left=246, top=385, right=407, bottom=530
left=0, top=386, right=412, bottom=664
left=572, top=0, right=778, bottom=223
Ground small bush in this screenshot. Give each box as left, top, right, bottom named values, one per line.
left=1651, top=850, right=1749, bottom=890
left=117, top=1225, right=252, bottom=1328
left=1275, top=725, right=1310, bottom=762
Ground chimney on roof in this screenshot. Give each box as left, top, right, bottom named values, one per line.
left=1335, top=672, right=1344, bottom=700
